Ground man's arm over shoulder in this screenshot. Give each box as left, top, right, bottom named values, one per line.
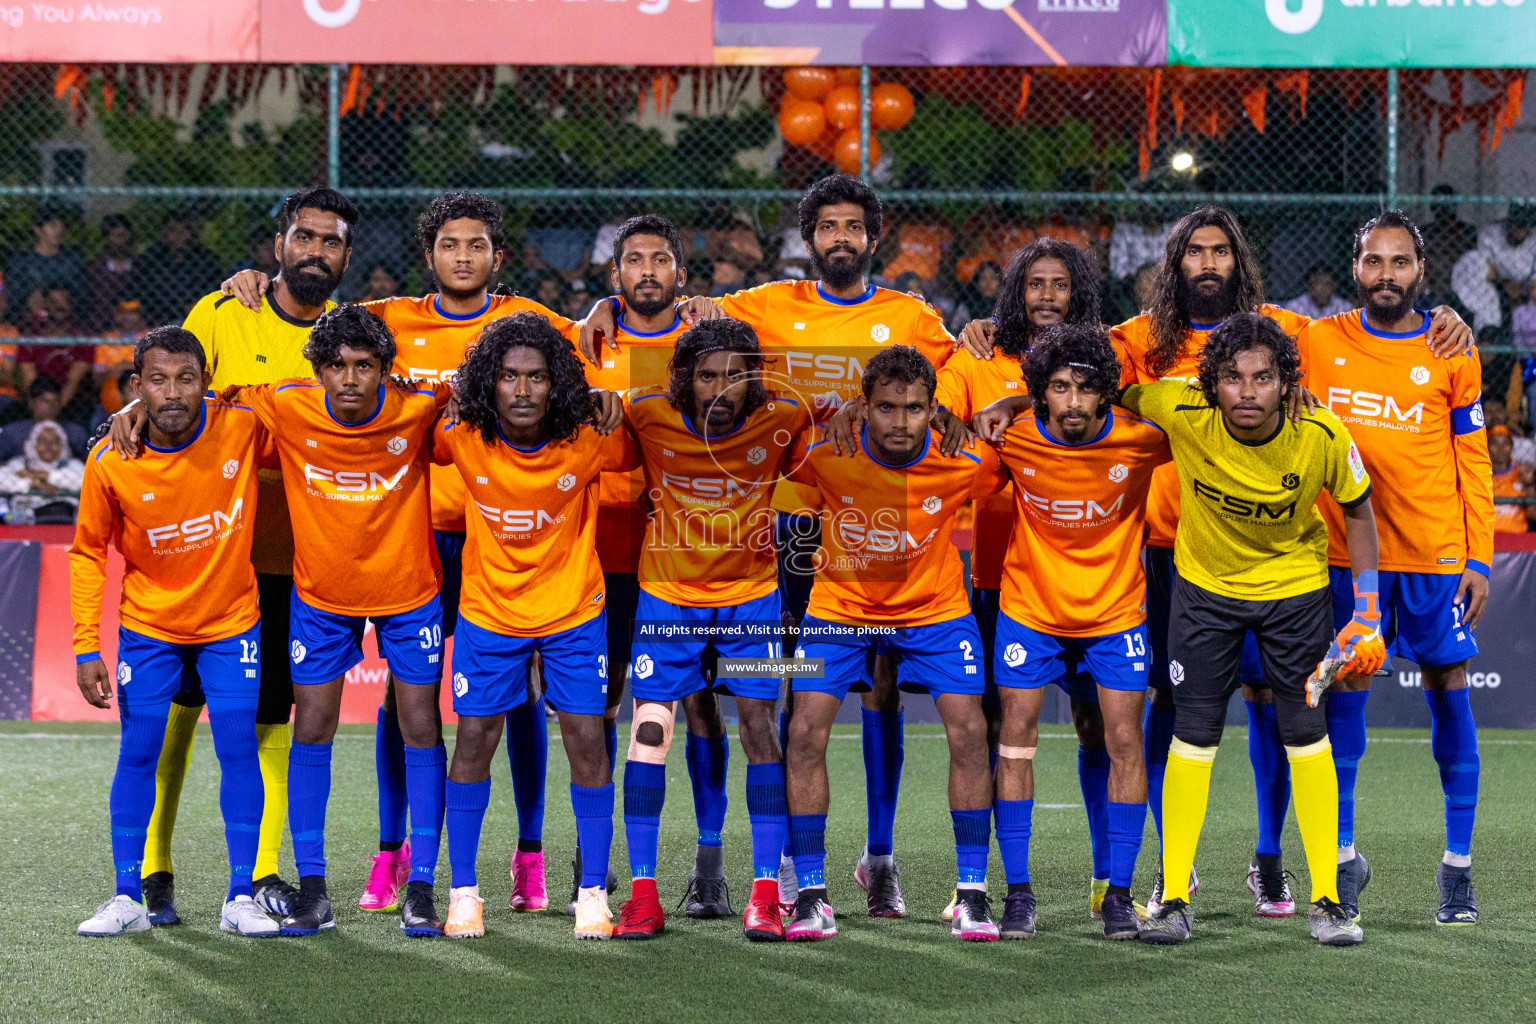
left=1116, top=378, right=1188, bottom=425
left=1450, top=357, right=1494, bottom=576
left=1322, top=415, right=1373, bottom=509
left=67, top=453, right=118, bottom=661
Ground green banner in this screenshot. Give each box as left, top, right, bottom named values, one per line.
left=1169, top=0, right=1536, bottom=68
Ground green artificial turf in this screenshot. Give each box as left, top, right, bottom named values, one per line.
left=2, top=721, right=1532, bottom=1024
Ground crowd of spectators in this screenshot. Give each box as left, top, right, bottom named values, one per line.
left=2, top=195, right=1532, bottom=526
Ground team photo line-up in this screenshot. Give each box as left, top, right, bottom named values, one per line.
left=67, top=173, right=1491, bottom=949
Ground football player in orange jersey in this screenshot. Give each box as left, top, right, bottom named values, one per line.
left=580, top=215, right=744, bottom=920
left=220, top=193, right=574, bottom=915
left=782, top=346, right=1001, bottom=943
left=583, top=176, right=957, bottom=916
left=71, top=328, right=276, bottom=939
left=106, top=187, right=362, bottom=927
left=222, top=306, right=454, bottom=939
left=963, top=206, right=1470, bottom=917
left=1301, top=211, right=1493, bottom=926
left=982, top=324, right=1170, bottom=940
left=434, top=313, right=629, bottom=941
left=843, top=237, right=1137, bottom=923
left=611, top=319, right=811, bottom=942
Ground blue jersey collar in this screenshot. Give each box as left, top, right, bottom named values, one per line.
left=143, top=403, right=208, bottom=453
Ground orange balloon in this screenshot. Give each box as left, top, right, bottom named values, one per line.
left=833, top=128, right=881, bottom=176
left=833, top=67, right=860, bottom=88
left=824, top=85, right=861, bottom=131
left=783, top=66, right=835, bottom=102
left=870, top=82, right=914, bottom=130
left=778, top=98, right=827, bottom=148
left=808, top=129, right=837, bottom=162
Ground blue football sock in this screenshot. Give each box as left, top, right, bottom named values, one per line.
left=685, top=731, right=728, bottom=848
left=994, top=798, right=1033, bottom=885
left=503, top=700, right=546, bottom=847
left=110, top=713, right=166, bottom=901
left=288, top=740, right=334, bottom=880
left=951, top=808, right=990, bottom=888
left=788, top=813, right=827, bottom=890
left=1425, top=688, right=1479, bottom=857
left=1107, top=800, right=1148, bottom=891
left=374, top=707, right=407, bottom=847
left=623, top=761, right=666, bottom=880
left=861, top=706, right=904, bottom=857
left=403, top=743, right=446, bottom=885
left=779, top=708, right=792, bottom=860
left=445, top=778, right=490, bottom=889
left=571, top=783, right=615, bottom=888
left=209, top=709, right=263, bottom=900
left=745, top=761, right=789, bottom=880
left=1078, top=744, right=1112, bottom=878
left=504, top=699, right=548, bottom=843
left=1245, top=700, right=1291, bottom=857
left=1143, top=702, right=1175, bottom=844
left=1326, top=689, right=1370, bottom=849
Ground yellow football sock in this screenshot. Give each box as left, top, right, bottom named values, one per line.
left=141, top=702, right=200, bottom=878
left=1286, top=738, right=1340, bottom=905
left=1160, top=738, right=1218, bottom=904
left=254, top=722, right=291, bottom=881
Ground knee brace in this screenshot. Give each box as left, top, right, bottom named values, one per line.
left=1172, top=705, right=1225, bottom=748
left=627, top=701, right=675, bottom=764
left=1275, top=698, right=1328, bottom=749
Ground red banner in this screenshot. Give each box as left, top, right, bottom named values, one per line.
left=29, top=539, right=457, bottom=725
left=0, top=3, right=259, bottom=62
left=259, top=0, right=714, bottom=65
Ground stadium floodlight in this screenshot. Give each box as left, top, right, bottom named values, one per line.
left=1170, top=151, right=1196, bottom=173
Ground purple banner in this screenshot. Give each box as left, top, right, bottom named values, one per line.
left=713, top=0, right=1166, bottom=67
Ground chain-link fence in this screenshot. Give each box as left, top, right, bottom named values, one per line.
left=0, top=63, right=1532, bottom=453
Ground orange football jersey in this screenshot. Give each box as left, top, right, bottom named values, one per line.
left=995, top=409, right=1170, bottom=637
left=434, top=420, right=631, bottom=637
left=581, top=301, right=691, bottom=574
left=1492, top=466, right=1528, bottom=534
left=934, top=347, right=1027, bottom=591
left=1112, top=304, right=1311, bottom=548
left=363, top=293, right=575, bottom=533
left=70, top=400, right=264, bottom=654
left=625, top=387, right=812, bottom=608
left=235, top=379, right=448, bottom=617
left=1299, top=309, right=1493, bottom=574
left=790, top=428, right=1003, bottom=627
left=716, top=280, right=955, bottom=514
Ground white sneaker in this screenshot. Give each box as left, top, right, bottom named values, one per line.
left=446, top=886, right=485, bottom=939
left=78, top=895, right=151, bottom=937
left=573, top=886, right=613, bottom=939
left=220, top=895, right=279, bottom=937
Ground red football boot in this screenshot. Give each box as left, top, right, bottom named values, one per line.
left=613, top=878, right=665, bottom=940
left=742, top=879, right=786, bottom=942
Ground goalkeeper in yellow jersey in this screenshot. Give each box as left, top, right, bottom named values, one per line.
left=981, top=311, right=1385, bottom=946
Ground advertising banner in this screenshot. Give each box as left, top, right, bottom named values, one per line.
left=260, top=0, right=715, bottom=65
left=713, top=0, right=1167, bottom=66
left=1168, top=0, right=1536, bottom=68
left=0, top=2, right=259, bottom=62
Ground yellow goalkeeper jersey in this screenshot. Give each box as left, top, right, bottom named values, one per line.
left=1119, top=379, right=1371, bottom=602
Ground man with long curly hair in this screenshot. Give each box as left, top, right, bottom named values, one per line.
left=977, top=323, right=1170, bottom=941
left=609, top=317, right=811, bottom=942
left=1115, top=312, right=1384, bottom=948
left=433, top=311, right=629, bottom=941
